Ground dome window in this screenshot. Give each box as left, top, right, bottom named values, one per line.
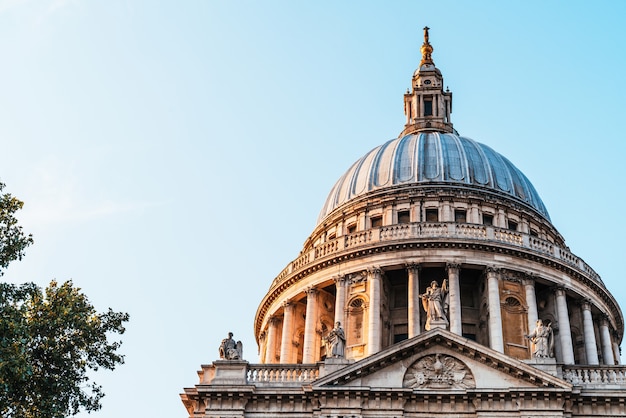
left=371, top=216, right=382, bottom=228
left=424, top=98, right=433, bottom=116
left=425, top=208, right=438, bottom=222
left=455, top=209, right=467, bottom=223
left=398, top=211, right=410, bottom=224
left=483, top=214, right=493, bottom=226
left=347, top=224, right=357, bottom=234
left=508, top=220, right=518, bottom=231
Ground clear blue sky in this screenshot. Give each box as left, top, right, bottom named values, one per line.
left=1, top=1, right=625, bottom=417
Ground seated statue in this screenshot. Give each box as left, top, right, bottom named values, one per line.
left=218, top=332, right=243, bottom=360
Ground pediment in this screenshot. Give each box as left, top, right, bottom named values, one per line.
left=313, top=329, right=571, bottom=391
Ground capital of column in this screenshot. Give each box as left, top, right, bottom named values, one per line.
left=485, top=266, right=500, bottom=276
left=305, top=286, right=319, bottom=296
left=521, top=274, right=536, bottom=287
left=578, top=299, right=592, bottom=311
left=268, top=315, right=279, bottom=325
left=599, top=314, right=611, bottom=327
left=446, top=262, right=461, bottom=272
left=282, top=300, right=294, bottom=309
left=405, top=262, right=422, bottom=272
left=367, top=267, right=383, bottom=277
left=552, top=286, right=567, bottom=297
left=333, top=275, right=348, bottom=286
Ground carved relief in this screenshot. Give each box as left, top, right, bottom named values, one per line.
left=403, top=354, right=475, bottom=389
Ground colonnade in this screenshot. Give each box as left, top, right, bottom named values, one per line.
left=261, top=264, right=618, bottom=366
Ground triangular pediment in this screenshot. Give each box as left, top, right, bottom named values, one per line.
left=313, top=329, right=571, bottom=391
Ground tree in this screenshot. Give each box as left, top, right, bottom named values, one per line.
left=0, top=182, right=33, bottom=274
left=0, top=183, right=129, bottom=417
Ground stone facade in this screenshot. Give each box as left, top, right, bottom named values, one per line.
left=182, top=330, right=626, bottom=417
left=181, top=28, right=625, bottom=418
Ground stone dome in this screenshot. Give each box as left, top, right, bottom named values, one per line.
left=318, top=132, right=550, bottom=224
left=249, top=28, right=623, bottom=377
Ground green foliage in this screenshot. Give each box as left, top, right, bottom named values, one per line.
left=0, top=280, right=129, bottom=417
left=0, top=182, right=33, bottom=275
left=0, top=183, right=129, bottom=417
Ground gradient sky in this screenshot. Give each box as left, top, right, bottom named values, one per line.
left=1, top=1, right=625, bottom=417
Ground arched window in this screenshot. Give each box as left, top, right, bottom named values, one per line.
left=347, top=297, right=365, bottom=347
left=501, top=296, right=529, bottom=359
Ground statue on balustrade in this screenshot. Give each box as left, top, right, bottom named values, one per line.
left=421, top=279, right=449, bottom=330
left=525, top=319, right=554, bottom=358
left=219, top=332, right=243, bottom=360
left=325, top=321, right=346, bottom=358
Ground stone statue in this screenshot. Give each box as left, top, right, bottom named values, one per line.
left=421, top=279, right=449, bottom=330
left=219, top=332, right=243, bottom=360
left=325, top=321, right=346, bottom=358
left=525, top=319, right=554, bottom=358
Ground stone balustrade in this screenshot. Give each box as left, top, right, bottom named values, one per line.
left=270, top=222, right=604, bottom=290
left=247, top=364, right=320, bottom=386
left=562, top=365, right=626, bottom=388
left=223, top=363, right=626, bottom=389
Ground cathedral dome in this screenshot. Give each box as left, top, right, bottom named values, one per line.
left=318, top=132, right=550, bottom=224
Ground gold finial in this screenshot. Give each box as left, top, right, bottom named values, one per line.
left=420, top=26, right=434, bottom=67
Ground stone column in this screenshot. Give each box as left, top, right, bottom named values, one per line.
left=522, top=276, right=538, bottom=334
left=384, top=205, right=393, bottom=225
left=302, top=287, right=319, bottom=364
left=258, top=331, right=267, bottom=363
left=406, top=263, right=421, bottom=338
left=523, top=218, right=531, bottom=234
left=496, top=209, right=506, bottom=228
left=613, top=332, right=621, bottom=365
left=447, top=263, right=462, bottom=335
left=334, top=276, right=347, bottom=326
left=599, top=315, right=615, bottom=365
left=554, top=287, right=575, bottom=365
left=580, top=300, right=599, bottom=365
left=280, top=301, right=295, bottom=363
left=367, top=268, right=383, bottom=355
left=486, top=267, right=504, bottom=353
left=469, top=203, right=480, bottom=224
left=265, top=316, right=279, bottom=364
left=442, top=201, right=452, bottom=222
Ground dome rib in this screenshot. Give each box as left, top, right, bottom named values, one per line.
left=317, top=133, right=551, bottom=224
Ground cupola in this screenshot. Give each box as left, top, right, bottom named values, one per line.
left=400, top=27, right=454, bottom=136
